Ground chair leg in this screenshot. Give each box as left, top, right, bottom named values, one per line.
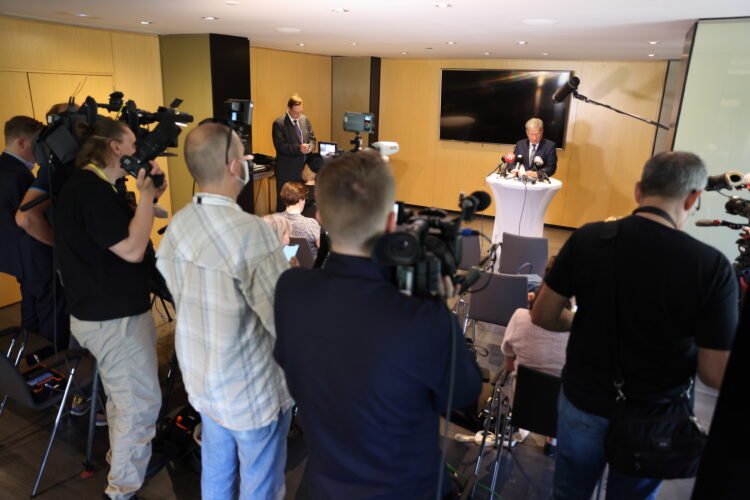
left=31, top=366, right=76, bottom=498
left=471, top=375, right=504, bottom=497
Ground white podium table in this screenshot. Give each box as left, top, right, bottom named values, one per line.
left=486, top=174, right=562, bottom=244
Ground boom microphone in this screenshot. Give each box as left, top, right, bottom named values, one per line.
left=705, top=171, right=745, bottom=191
left=461, top=190, right=492, bottom=213
left=695, top=219, right=722, bottom=226
left=552, top=76, right=580, bottom=103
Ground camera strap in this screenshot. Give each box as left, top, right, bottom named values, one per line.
left=85, top=163, right=117, bottom=193
left=632, top=206, right=677, bottom=229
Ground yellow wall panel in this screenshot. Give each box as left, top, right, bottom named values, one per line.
left=27, top=73, right=114, bottom=122
left=159, top=35, right=214, bottom=213
left=0, top=16, right=113, bottom=75
left=250, top=47, right=332, bottom=159
left=331, top=57, right=371, bottom=148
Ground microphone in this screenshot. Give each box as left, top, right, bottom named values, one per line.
left=460, top=191, right=492, bottom=213
left=552, top=76, right=580, bottom=103
left=533, top=156, right=544, bottom=167
left=695, top=219, right=746, bottom=229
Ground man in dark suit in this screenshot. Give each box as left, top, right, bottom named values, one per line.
left=512, top=117, right=558, bottom=178
left=272, top=94, right=316, bottom=211
left=0, top=115, right=69, bottom=350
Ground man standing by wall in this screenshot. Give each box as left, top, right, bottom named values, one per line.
left=512, top=117, right=558, bottom=178
left=274, top=151, right=483, bottom=499
left=532, top=151, right=737, bottom=499
left=157, top=122, right=293, bottom=499
left=272, top=94, right=316, bottom=211
left=0, top=115, right=69, bottom=350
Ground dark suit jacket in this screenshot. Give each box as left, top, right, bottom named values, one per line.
left=513, top=137, right=558, bottom=177
left=0, top=152, right=35, bottom=279
left=272, top=113, right=316, bottom=187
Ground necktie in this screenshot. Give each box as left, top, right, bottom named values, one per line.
left=294, top=119, right=303, bottom=142
left=530, top=143, right=537, bottom=166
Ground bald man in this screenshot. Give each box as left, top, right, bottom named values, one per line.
left=157, top=122, right=293, bottom=500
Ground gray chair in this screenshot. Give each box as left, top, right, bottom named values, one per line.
left=454, top=235, right=483, bottom=327
left=0, top=349, right=81, bottom=497
left=499, top=232, right=549, bottom=277
left=463, top=272, right=529, bottom=343
left=290, top=237, right=315, bottom=269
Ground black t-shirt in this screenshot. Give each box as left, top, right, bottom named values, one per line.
left=545, top=215, right=738, bottom=417
left=54, top=169, right=151, bottom=321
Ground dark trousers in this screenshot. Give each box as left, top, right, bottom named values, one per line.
left=19, top=276, right=70, bottom=351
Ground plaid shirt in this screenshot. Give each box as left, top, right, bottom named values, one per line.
left=156, top=193, right=293, bottom=430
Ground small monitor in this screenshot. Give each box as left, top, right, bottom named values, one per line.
left=319, top=142, right=337, bottom=156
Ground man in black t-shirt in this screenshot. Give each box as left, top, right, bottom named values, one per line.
left=532, top=151, right=738, bottom=500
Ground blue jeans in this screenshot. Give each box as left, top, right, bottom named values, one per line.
left=200, top=408, right=292, bottom=500
left=553, top=390, right=661, bottom=500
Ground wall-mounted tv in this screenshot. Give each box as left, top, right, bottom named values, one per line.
left=440, top=69, right=572, bottom=147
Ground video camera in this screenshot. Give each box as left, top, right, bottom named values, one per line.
left=343, top=111, right=375, bottom=152
left=33, top=91, right=193, bottom=191
left=371, top=191, right=492, bottom=297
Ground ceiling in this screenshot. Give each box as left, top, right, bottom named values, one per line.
left=1, top=0, right=749, bottom=61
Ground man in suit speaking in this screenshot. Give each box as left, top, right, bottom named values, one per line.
left=512, top=117, right=558, bottom=178
left=272, top=94, right=316, bottom=211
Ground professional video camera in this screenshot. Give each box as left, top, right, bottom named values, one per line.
left=33, top=91, right=193, bottom=191
left=371, top=191, right=492, bottom=297
left=696, top=170, right=750, bottom=287
left=343, top=111, right=375, bottom=152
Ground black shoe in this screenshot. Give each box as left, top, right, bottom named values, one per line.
left=543, top=442, right=556, bottom=457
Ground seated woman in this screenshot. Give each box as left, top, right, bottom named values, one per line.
left=262, top=213, right=299, bottom=266
left=501, top=257, right=571, bottom=456
left=280, top=182, right=321, bottom=259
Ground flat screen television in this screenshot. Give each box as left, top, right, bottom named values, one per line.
left=439, top=69, right=572, bottom=147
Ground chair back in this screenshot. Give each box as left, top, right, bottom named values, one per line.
left=290, top=237, right=315, bottom=269
left=512, top=364, right=562, bottom=438
left=458, top=235, right=481, bottom=271
left=0, top=354, right=38, bottom=408
left=499, top=233, right=548, bottom=276
left=467, top=272, right=528, bottom=326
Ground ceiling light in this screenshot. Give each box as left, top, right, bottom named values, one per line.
left=425, top=47, right=433, bottom=50
left=349, top=42, right=358, bottom=46
left=75, top=13, right=89, bottom=17
left=276, top=27, right=301, bottom=33
left=648, top=53, right=655, bottom=57
left=202, top=16, right=218, bottom=20
left=226, top=1, right=240, bottom=4
left=400, top=51, right=408, bottom=55
left=648, top=41, right=660, bottom=45
left=483, top=52, right=491, bottom=55
left=541, top=52, right=549, bottom=56
left=516, top=41, right=527, bottom=45
left=446, top=41, right=456, bottom=45
left=522, top=18, right=558, bottom=26
left=297, top=43, right=305, bottom=47
left=140, top=21, right=153, bottom=25
left=433, top=3, right=452, bottom=7
left=331, top=8, right=349, bottom=13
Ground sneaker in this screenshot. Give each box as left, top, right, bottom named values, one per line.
left=70, top=395, right=90, bottom=416
left=95, top=412, right=108, bottom=427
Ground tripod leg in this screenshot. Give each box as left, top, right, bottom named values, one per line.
left=81, top=361, right=100, bottom=478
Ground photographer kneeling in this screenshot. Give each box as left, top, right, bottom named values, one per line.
left=55, top=118, right=167, bottom=500
left=274, top=151, right=483, bottom=499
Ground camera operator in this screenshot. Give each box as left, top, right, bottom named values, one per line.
left=54, top=117, right=167, bottom=500
left=531, top=151, right=738, bottom=499
left=274, top=150, right=483, bottom=499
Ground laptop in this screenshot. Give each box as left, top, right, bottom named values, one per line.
left=319, top=142, right=337, bottom=156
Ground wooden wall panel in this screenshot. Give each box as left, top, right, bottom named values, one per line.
left=27, top=73, right=114, bottom=122
left=378, top=57, right=666, bottom=228
left=159, top=35, right=214, bottom=213
left=250, top=47, right=332, bottom=159
left=0, top=17, right=113, bottom=75
left=331, top=57, right=371, bottom=148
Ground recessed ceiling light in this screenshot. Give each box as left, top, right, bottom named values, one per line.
left=483, top=52, right=491, bottom=55
left=648, top=41, right=660, bottom=45
left=226, top=1, right=240, bottom=4
left=297, top=43, right=306, bottom=47
left=202, top=16, right=218, bottom=20
left=541, top=52, right=549, bottom=56
left=400, top=51, right=408, bottom=55
left=75, top=13, right=89, bottom=17
left=425, top=47, right=433, bottom=50
left=276, top=27, right=301, bottom=33
left=140, top=21, right=153, bottom=25
left=522, top=18, right=558, bottom=26
left=349, top=42, right=358, bottom=46
left=433, top=3, right=452, bottom=7
left=446, top=41, right=456, bottom=45
left=648, top=53, right=655, bottom=57
left=516, top=41, right=527, bottom=45
left=331, top=8, right=349, bottom=13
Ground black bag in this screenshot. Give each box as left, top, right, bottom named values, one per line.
left=600, top=214, right=708, bottom=479
left=604, top=382, right=708, bottom=479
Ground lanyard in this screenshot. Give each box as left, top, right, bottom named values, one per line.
left=632, top=206, right=677, bottom=229
left=86, top=164, right=117, bottom=193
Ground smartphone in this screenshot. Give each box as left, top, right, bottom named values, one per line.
left=283, top=244, right=299, bottom=260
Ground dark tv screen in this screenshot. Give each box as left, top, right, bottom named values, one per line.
left=440, top=69, right=571, bottom=147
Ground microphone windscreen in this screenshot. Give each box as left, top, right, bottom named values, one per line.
left=552, top=76, right=580, bottom=103
left=469, top=191, right=492, bottom=211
